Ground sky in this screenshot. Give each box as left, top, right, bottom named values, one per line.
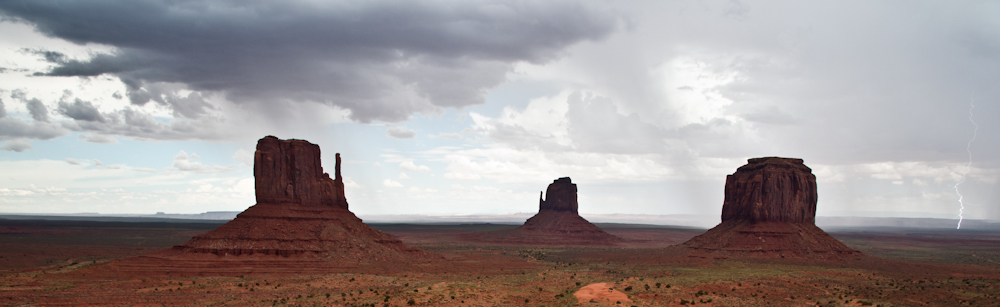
left=0, top=0, right=998, bottom=222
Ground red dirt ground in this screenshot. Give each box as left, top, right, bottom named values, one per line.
left=2, top=220, right=999, bottom=306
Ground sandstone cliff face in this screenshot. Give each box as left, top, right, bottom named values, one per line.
left=682, top=157, right=858, bottom=259
left=254, top=135, right=348, bottom=209
left=720, top=157, right=817, bottom=223
left=539, top=177, right=578, bottom=213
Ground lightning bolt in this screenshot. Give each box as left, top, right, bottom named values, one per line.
left=955, top=97, right=978, bottom=230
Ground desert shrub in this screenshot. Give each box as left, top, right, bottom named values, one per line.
left=407, top=298, right=416, bottom=305
left=624, top=286, right=633, bottom=291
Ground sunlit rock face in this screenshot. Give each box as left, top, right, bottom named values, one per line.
left=720, top=157, right=817, bottom=224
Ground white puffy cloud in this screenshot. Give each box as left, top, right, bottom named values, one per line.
left=171, top=150, right=232, bottom=174
left=0, top=159, right=255, bottom=214
left=399, top=160, right=431, bottom=172
left=232, top=148, right=254, bottom=167
left=382, top=179, right=403, bottom=188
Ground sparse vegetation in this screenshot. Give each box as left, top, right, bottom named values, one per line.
left=2, top=221, right=999, bottom=306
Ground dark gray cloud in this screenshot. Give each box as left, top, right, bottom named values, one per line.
left=57, top=98, right=105, bottom=122
left=23, top=48, right=67, bottom=64
left=59, top=107, right=233, bottom=141
left=11, top=89, right=53, bottom=123
left=122, top=80, right=214, bottom=119
left=25, top=98, right=49, bottom=122
left=0, top=0, right=620, bottom=123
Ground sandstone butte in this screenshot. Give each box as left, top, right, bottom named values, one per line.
left=112, top=136, right=434, bottom=275
left=469, top=177, right=622, bottom=246
left=681, top=157, right=860, bottom=259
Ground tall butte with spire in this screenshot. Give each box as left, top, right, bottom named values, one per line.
left=116, top=136, right=432, bottom=275
left=681, top=157, right=859, bottom=259
left=470, top=177, right=621, bottom=246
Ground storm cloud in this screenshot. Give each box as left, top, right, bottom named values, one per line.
left=0, top=0, right=621, bottom=123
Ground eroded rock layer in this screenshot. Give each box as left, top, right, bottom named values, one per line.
left=682, top=157, right=858, bottom=259
left=254, top=136, right=349, bottom=209
left=114, top=136, right=432, bottom=274
left=721, top=157, right=817, bottom=223
left=538, top=177, right=578, bottom=212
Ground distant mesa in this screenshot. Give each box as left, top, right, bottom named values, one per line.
left=115, top=136, right=433, bottom=275
left=468, top=177, right=622, bottom=246
left=681, top=157, right=859, bottom=259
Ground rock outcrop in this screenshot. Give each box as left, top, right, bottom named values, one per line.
left=115, top=136, right=432, bottom=275
left=536, top=177, right=578, bottom=212
left=469, top=177, right=621, bottom=246
left=253, top=136, right=349, bottom=209
left=721, top=157, right=817, bottom=223
left=682, top=157, right=858, bottom=259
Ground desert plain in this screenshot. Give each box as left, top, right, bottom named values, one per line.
left=0, top=217, right=999, bottom=306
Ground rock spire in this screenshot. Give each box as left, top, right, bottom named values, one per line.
left=469, top=177, right=621, bottom=246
